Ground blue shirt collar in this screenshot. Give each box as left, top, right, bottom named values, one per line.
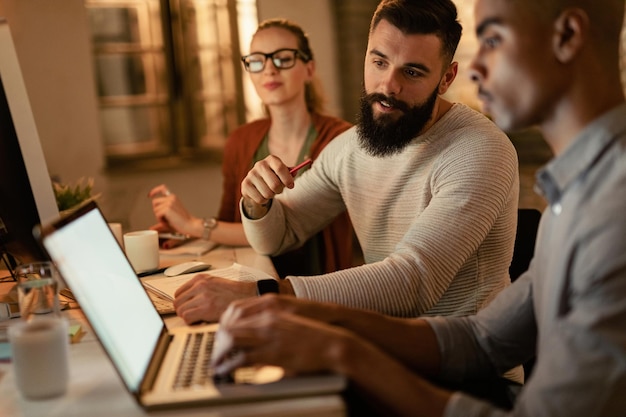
left=536, top=102, right=626, bottom=208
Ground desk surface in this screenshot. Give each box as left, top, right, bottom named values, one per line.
left=0, top=246, right=345, bottom=417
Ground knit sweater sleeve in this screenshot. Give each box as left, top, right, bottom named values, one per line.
left=243, top=105, right=519, bottom=316
left=241, top=132, right=351, bottom=254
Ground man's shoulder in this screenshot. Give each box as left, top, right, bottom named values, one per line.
left=446, top=103, right=504, bottom=132
left=585, top=152, right=626, bottom=217
left=313, top=126, right=361, bottom=174
left=435, top=104, right=513, bottom=150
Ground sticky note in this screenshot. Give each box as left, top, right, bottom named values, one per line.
left=0, top=342, right=12, bottom=362
left=68, top=324, right=84, bottom=343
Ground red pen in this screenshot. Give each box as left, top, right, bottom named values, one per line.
left=289, top=158, right=312, bottom=177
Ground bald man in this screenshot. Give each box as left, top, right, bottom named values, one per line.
left=212, top=1, right=626, bottom=415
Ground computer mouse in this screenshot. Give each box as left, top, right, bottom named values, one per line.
left=164, top=261, right=210, bottom=277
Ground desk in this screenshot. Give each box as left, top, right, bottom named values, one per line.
left=0, top=246, right=346, bottom=417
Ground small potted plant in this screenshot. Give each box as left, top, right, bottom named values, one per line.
left=53, top=177, right=100, bottom=215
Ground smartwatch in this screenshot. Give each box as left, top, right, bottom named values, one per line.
left=256, top=279, right=279, bottom=296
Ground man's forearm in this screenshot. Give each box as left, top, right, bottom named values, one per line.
left=337, top=332, right=450, bottom=417
left=242, top=197, right=272, bottom=219
left=278, top=279, right=296, bottom=295
left=325, top=305, right=442, bottom=376
left=284, top=298, right=443, bottom=376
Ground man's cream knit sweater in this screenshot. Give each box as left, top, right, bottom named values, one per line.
left=242, top=104, right=519, bottom=317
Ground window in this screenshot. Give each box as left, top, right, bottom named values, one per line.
left=85, top=0, right=246, bottom=166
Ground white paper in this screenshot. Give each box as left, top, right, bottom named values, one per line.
left=141, top=263, right=274, bottom=301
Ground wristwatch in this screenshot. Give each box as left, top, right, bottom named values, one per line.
left=256, top=279, right=279, bottom=296
left=201, top=217, right=217, bottom=240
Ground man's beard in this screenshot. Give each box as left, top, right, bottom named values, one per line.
left=356, top=87, right=439, bottom=157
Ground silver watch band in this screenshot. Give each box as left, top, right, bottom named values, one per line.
left=201, top=217, right=217, bottom=240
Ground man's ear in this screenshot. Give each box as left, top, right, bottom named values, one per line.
left=438, top=61, right=458, bottom=95
left=553, top=8, right=588, bottom=63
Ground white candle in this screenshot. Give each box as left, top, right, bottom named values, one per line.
left=8, top=317, right=69, bottom=399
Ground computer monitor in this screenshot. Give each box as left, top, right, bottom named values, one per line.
left=0, top=18, right=59, bottom=265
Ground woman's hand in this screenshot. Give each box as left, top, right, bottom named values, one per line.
left=148, top=184, right=199, bottom=241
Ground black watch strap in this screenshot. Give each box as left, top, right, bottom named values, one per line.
left=256, top=279, right=279, bottom=296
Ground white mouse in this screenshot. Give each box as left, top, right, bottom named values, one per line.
left=164, top=261, right=210, bottom=277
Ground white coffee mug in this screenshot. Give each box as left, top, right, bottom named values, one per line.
left=123, top=230, right=159, bottom=273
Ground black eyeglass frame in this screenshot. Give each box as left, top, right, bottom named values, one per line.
left=241, top=48, right=311, bottom=73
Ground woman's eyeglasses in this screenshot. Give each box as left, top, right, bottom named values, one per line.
left=241, top=48, right=310, bottom=73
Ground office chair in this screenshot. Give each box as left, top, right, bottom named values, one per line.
left=509, top=208, right=541, bottom=379
left=509, top=208, right=541, bottom=281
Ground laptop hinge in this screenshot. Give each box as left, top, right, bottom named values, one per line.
left=140, top=327, right=172, bottom=393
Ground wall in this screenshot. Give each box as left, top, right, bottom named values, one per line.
left=445, top=0, right=481, bottom=110
left=255, top=0, right=342, bottom=118
left=332, top=0, right=380, bottom=124
left=2, top=0, right=624, bottom=231
left=0, top=1, right=103, bottom=195
left=0, top=0, right=344, bottom=232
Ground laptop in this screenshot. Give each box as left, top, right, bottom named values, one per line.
left=34, top=201, right=345, bottom=410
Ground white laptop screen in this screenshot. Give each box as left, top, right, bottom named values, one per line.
left=42, top=207, right=163, bottom=391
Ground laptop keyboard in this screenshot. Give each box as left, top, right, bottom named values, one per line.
left=172, top=331, right=259, bottom=390
left=173, top=331, right=215, bottom=389
left=146, top=290, right=175, bottom=315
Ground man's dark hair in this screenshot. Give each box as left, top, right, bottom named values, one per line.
left=370, top=0, right=462, bottom=64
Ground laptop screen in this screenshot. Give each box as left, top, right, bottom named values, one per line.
left=41, top=204, right=163, bottom=391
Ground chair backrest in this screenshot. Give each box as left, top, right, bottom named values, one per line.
left=509, top=208, right=541, bottom=381
left=509, top=208, right=541, bottom=282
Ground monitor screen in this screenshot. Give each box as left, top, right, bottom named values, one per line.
left=0, top=18, right=59, bottom=265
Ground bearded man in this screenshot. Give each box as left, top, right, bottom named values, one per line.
left=173, top=0, right=520, bottom=328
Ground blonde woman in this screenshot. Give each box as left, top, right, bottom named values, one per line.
left=150, top=19, right=353, bottom=277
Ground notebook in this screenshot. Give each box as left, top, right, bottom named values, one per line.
left=141, top=263, right=275, bottom=315
left=158, top=238, right=218, bottom=257
left=34, top=201, right=345, bottom=410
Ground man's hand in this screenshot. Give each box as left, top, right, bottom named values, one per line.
left=172, top=274, right=257, bottom=324
left=241, top=155, right=295, bottom=208
left=219, top=294, right=339, bottom=326
left=211, top=295, right=452, bottom=417
left=211, top=308, right=355, bottom=377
